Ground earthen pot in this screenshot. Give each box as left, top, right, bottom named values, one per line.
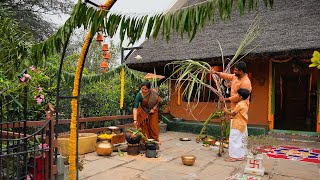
left=125, top=131, right=141, bottom=144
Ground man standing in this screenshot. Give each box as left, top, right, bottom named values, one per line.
left=212, top=61, right=252, bottom=161
left=212, top=61, right=252, bottom=109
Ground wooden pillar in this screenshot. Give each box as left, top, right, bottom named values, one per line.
left=317, top=71, right=320, bottom=132
left=267, top=60, right=274, bottom=130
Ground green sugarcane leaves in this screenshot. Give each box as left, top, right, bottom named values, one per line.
left=31, top=0, right=274, bottom=60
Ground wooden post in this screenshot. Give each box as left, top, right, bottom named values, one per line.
left=80, top=122, right=86, bottom=130
left=45, top=103, right=56, bottom=179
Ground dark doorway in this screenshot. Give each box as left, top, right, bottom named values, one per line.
left=274, top=60, right=318, bottom=131
left=279, top=74, right=309, bottom=130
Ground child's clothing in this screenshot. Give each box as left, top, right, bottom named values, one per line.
left=229, top=100, right=248, bottom=159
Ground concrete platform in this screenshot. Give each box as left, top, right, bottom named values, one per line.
left=79, top=131, right=320, bottom=180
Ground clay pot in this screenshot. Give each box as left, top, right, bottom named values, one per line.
left=125, top=131, right=142, bottom=144
left=96, top=140, right=113, bottom=156
left=127, top=144, right=140, bottom=155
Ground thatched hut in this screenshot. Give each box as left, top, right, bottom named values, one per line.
left=126, top=0, right=320, bottom=132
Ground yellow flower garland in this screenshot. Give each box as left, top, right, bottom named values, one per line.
left=68, top=32, right=91, bottom=180
left=177, top=81, right=181, bottom=105
left=99, top=0, right=115, bottom=9
left=267, top=60, right=274, bottom=130
left=120, top=67, right=125, bottom=109
left=69, top=1, right=116, bottom=178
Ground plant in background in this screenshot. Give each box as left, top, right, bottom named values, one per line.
left=37, top=143, right=49, bottom=158
left=19, top=73, right=32, bottom=83
left=246, top=135, right=278, bottom=156
left=34, top=86, right=45, bottom=105
left=62, top=155, right=84, bottom=171
left=309, top=51, right=320, bottom=69
left=157, top=81, right=170, bottom=113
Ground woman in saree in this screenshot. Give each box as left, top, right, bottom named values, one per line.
left=133, top=81, right=161, bottom=142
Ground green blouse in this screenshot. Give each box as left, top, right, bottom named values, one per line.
left=133, top=92, right=143, bottom=109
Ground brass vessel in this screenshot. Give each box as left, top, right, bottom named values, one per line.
left=181, top=155, right=196, bottom=166
left=96, top=140, right=114, bottom=156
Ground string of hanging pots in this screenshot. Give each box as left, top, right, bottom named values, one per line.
left=96, top=30, right=111, bottom=74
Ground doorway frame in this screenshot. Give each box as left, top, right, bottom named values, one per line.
left=268, top=59, right=320, bottom=132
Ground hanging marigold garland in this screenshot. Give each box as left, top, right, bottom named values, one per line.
left=267, top=60, right=274, bottom=130
left=120, top=67, right=125, bottom=109
left=177, top=81, right=181, bottom=105
left=68, top=32, right=91, bottom=180
left=99, top=0, right=115, bottom=9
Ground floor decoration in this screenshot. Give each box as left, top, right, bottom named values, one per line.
left=262, top=146, right=320, bottom=164
left=244, top=154, right=265, bottom=176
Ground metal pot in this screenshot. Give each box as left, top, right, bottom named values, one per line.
left=145, top=149, right=157, bottom=158
left=96, top=140, right=114, bottom=156
left=181, top=155, right=196, bottom=166
left=145, top=142, right=157, bottom=150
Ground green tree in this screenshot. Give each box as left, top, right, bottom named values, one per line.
left=67, top=34, right=121, bottom=74
left=0, top=0, right=73, bottom=40
left=0, top=16, right=31, bottom=79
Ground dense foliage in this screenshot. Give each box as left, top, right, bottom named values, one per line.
left=0, top=0, right=73, bottom=40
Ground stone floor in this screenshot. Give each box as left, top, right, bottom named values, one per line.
left=79, top=131, right=320, bottom=180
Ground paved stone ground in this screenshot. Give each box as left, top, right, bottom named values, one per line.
left=79, top=131, right=320, bottom=180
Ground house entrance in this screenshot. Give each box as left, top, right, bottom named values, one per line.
left=274, top=60, right=318, bottom=131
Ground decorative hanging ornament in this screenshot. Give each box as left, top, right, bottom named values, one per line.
left=96, top=33, right=104, bottom=46
left=102, top=44, right=109, bottom=51
left=100, top=60, right=109, bottom=74
left=103, top=51, right=111, bottom=59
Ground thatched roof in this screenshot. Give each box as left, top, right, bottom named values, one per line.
left=126, top=0, right=320, bottom=73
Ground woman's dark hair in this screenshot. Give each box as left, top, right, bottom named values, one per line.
left=237, top=88, right=250, bottom=100
left=234, top=61, right=247, bottom=73
left=141, top=81, right=151, bottom=89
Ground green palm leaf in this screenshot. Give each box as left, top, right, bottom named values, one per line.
left=31, top=0, right=274, bottom=61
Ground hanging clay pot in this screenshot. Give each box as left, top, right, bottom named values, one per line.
left=96, top=33, right=103, bottom=46
left=102, top=44, right=109, bottom=51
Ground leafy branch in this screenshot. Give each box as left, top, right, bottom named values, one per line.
left=31, top=0, right=274, bottom=62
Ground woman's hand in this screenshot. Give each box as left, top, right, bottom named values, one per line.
left=150, top=109, right=155, bottom=114
left=134, top=121, right=138, bottom=129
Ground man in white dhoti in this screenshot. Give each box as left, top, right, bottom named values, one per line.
left=223, top=88, right=250, bottom=162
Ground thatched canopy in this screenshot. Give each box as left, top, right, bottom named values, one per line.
left=126, top=0, right=320, bottom=74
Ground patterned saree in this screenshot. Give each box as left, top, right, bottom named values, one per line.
left=137, top=89, right=161, bottom=141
